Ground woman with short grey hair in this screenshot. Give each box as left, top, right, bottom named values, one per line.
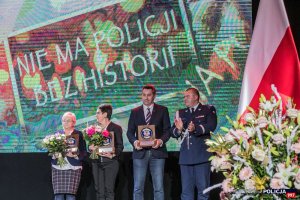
left=51, top=112, right=86, bottom=200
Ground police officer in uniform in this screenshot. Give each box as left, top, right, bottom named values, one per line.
left=171, top=87, right=217, bottom=200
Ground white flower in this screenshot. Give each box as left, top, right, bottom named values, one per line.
left=256, top=116, right=268, bottom=128
left=245, top=127, right=255, bottom=138
left=286, top=108, right=298, bottom=118
left=273, top=163, right=297, bottom=185
left=211, top=156, right=232, bottom=171
left=230, top=144, right=240, bottom=156
left=95, top=125, right=103, bottom=132
left=294, top=170, right=300, bottom=190
left=231, top=129, right=249, bottom=140
left=239, top=166, right=253, bottom=181
left=50, top=135, right=55, bottom=141
left=270, top=178, right=285, bottom=189
left=244, top=179, right=256, bottom=192
left=291, top=142, right=300, bottom=154
left=295, top=181, right=300, bottom=190
left=204, top=89, right=300, bottom=197
left=43, top=138, right=49, bottom=144
left=222, top=178, right=234, bottom=193
left=244, top=113, right=255, bottom=123
left=251, top=147, right=266, bottom=162
left=221, top=162, right=232, bottom=171
left=271, top=134, right=286, bottom=145
left=211, top=156, right=222, bottom=171
left=54, top=152, right=63, bottom=158
left=224, top=133, right=235, bottom=143
left=295, top=171, right=300, bottom=183
left=276, top=163, right=285, bottom=171
left=259, top=100, right=276, bottom=112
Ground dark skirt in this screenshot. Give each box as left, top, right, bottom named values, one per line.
left=52, top=168, right=81, bottom=194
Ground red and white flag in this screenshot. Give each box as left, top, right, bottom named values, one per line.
left=238, top=0, right=300, bottom=115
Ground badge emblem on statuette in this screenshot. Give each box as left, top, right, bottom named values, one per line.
left=98, top=132, right=114, bottom=153
left=65, top=135, right=79, bottom=153
left=103, top=137, right=112, bottom=146
left=66, top=137, right=76, bottom=146
left=141, top=127, right=153, bottom=139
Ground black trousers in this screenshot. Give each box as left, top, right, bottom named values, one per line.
left=91, top=158, right=119, bottom=200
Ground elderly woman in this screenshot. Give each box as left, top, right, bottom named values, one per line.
left=89, top=104, right=124, bottom=200
left=52, top=112, right=86, bottom=200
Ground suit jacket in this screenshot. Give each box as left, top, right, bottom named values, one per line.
left=171, top=104, right=217, bottom=165
left=127, top=103, right=171, bottom=159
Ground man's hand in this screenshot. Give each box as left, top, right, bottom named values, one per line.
left=152, top=139, right=163, bottom=149
left=188, top=121, right=195, bottom=133
left=174, top=118, right=183, bottom=132
left=134, top=140, right=143, bottom=150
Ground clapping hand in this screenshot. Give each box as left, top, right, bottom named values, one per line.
left=187, top=121, right=195, bottom=133
left=174, top=118, right=184, bottom=132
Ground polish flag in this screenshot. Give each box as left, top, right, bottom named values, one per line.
left=238, top=0, right=300, bottom=115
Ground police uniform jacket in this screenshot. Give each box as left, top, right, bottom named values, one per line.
left=171, top=104, right=217, bottom=165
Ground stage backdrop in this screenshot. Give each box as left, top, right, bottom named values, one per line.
left=0, top=0, right=252, bottom=152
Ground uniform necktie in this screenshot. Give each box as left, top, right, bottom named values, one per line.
left=145, top=107, right=151, bottom=124
left=191, top=107, right=195, bottom=114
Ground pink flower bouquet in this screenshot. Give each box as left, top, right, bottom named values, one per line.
left=83, top=125, right=110, bottom=159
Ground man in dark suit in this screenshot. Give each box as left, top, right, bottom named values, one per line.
left=171, top=88, right=217, bottom=200
left=127, top=84, right=171, bottom=200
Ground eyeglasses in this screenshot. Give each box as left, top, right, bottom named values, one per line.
left=62, top=120, right=73, bottom=123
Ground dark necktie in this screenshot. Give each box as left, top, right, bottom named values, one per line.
left=145, top=107, right=151, bottom=124
left=191, top=107, right=195, bottom=114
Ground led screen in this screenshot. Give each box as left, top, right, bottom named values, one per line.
left=0, top=0, right=252, bottom=152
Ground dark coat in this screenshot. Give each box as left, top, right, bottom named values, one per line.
left=127, top=103, right=171, bottom=159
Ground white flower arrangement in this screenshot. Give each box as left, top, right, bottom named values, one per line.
left=42, top=132, right=67, bottom=166
left=204, top=86, right=300, bottom=199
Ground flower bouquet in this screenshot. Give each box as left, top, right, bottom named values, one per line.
left=205, top=86, right=300, bottom=200
left=83, top=125, right=110, bottom=159
left=42, top=133, right=67, bottom=167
